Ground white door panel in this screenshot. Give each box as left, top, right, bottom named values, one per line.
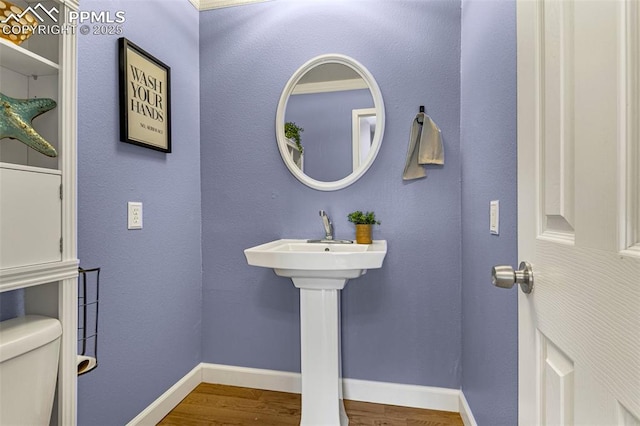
left=517, top=0, right=640, bottom=424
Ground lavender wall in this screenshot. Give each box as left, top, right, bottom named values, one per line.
left=286, top=89, right=373, bottom=181
left=0, top=1, right=521, bottom=423
left=0, top=289, right=23, bottom=321
left=76, top=1, right=201, bottom=424
left=460, top=0, right=518, bottom=424
left=200, top=0, right=462, bottom=388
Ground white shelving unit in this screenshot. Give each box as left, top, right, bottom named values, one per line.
left=0, top=0, right=78, bottom=424
left=286, top=138, right=304, bottom=171
left=0, top=37, right=59, bottom=75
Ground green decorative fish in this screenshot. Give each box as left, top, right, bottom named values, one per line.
left=0, top=92, right=58, bottom=157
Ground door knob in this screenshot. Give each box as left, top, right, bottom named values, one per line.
left=492, top=261, right=534, bottom=294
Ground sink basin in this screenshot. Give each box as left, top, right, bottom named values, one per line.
left=244, top=239, right=387, bottom=286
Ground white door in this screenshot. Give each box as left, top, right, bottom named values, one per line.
left=515, top=0, right=640, bottom=424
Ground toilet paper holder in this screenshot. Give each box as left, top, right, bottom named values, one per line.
left=78, top=267, right=100, bottom=376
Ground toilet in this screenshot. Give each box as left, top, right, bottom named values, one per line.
left=0, top=315, right=62, bottom=426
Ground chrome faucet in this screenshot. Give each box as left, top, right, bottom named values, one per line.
left=319, top=210, right=333, bottom=240
left=307, top=210, right=352, bottom=244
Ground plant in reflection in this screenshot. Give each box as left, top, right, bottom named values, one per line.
left=285, top=122, right=304, bottom=154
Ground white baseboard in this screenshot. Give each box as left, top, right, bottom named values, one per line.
left=343, top=377, right=460, bottom=412
left=201, top=362, right=302, bottom=394
left=128, top=362, right=478, bottom=424
left=126, top=364, right=202, bottom=426
left=459, top=391, right=479, bottom=426
left=201, top=363, right=460, bottom=413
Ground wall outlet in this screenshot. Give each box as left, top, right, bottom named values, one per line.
left=490, top=200, right=499, bottom=235
left=128, top=202, right=143, bottom=230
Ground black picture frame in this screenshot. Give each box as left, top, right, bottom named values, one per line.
left=118, top=37, right=172, bottom=153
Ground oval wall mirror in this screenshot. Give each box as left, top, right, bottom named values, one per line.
left=275, top=54, right=385, bottom=191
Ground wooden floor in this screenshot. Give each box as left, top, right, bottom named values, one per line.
left=159, top=383, right=464, bottom=426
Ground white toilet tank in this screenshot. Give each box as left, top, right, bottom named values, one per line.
left=0, top=315, right=62, bottom=426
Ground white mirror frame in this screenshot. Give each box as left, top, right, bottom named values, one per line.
left=276, top=54, right=385, bottom=191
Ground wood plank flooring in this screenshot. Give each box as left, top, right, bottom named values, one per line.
left=158, top=383, right=464, bottom=426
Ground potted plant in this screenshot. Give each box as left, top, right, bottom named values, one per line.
left=347, top=211, right=380, bottom=244
left=285, top=121, right=304, bottom=154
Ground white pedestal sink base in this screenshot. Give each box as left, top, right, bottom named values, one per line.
left=244, top=240, right=387, bottom=426
left=297, top=283, right=349, bottom=426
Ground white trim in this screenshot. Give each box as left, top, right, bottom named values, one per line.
left=198, top=0, right=272, bottom=11
left=202, top=363, right=301, bottom=394
left=0, top=162, right=62, bottom=175
left=351, top=107, right=377, bottom=171
left=57, top=277, right=78, bottom=426
left=342, top=377, right=459, bottom=412
left=202, top=363, right=460, bottom=412
left=459, top=391, right=479, bottom=426
left=0, top=260, right=79, bottom=292
left=128, top=363, right=475, bottom=422
left=620, top=0, right=640, bottom=254
left=57, top=3, right=79, bottom=422
left=126, top=364, right=202, bottom=426
left=292, top=78, right=369, bottom=95
left=621, top=245, right=640, bottom=258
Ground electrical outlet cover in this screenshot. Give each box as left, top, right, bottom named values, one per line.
left=128, top=202, right=142, bottom=230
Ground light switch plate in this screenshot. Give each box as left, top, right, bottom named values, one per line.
left=128, top=202, right=142, bottom=230
left=490, top=200, right=499, bottom=235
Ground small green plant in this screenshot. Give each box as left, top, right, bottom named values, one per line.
left=285, top=122, right=304, bottom=154
left=347, top=211, right=380, bottom=225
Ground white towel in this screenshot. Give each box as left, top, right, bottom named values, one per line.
left=402, top=112, right=444, bottom=180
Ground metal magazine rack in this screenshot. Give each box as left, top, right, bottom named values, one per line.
left=77, top=267, right=100, bottom=375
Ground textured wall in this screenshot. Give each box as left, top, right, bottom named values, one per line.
left=76, top=0, right=202, bottom=424
left=0, top=289, right=23, bottom=321
left=200, top=0, right=462, bottom=388
left=0, top=1, right=521, bottom=423
left=460, top=0, right=518, bottom=424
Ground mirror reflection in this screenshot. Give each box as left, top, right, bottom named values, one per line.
left=284, top=63, right=376, bottom=182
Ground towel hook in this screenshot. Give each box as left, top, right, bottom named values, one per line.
left=417, top=105, right=425, bottom=124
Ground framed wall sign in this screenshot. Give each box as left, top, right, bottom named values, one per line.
left=118, top=37, right=172, bottom=153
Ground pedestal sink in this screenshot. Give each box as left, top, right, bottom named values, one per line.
left=244, top=239, right=387, bottom=426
